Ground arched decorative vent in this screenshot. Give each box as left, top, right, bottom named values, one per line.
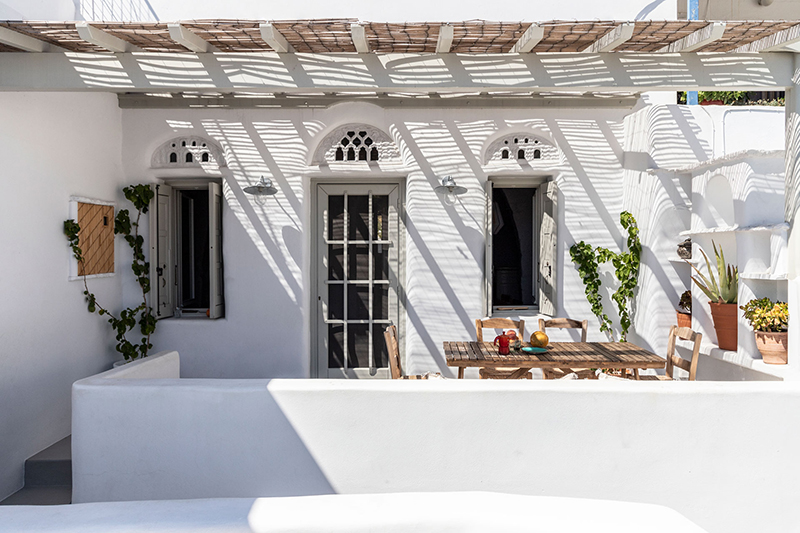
left=485, top=133, right=558, bottom=165
left=312, top=124, right=399, bottom=165
left=151, top=136, right=226, bottom=169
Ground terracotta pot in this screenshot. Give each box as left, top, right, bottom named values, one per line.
left=700, top=100, right=724, bottom=106
left=676, top=311, right=691, bottom=329
left=709, top=302, right=738, bottom=351
left=755, top=331, right=788, bottom=365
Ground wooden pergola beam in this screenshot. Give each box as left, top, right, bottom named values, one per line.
left=259, top=23, right=294, bottom=53
left=660, top=22, right=726, bottom=53
left=167, top=24, right=216, bottom=53
left=0, top=26, right=65, bottom=52
left=510, top=24, right=543, bottom=53
left=735, top=24, right=800, bottom=53
left=585, top=23, right=635, bottom=53
left=436, top=24, right=454, bottom=53
left=351, top=23, right=369, bottom=53
left=75, top=22, right=139, bottom=53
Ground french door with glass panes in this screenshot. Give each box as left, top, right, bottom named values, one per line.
left=316, top=184, right=400, bottom=378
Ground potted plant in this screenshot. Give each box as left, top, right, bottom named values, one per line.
left=676, top=290, right=691, bottom=328
left=740, top=297, right=789, bottom=365
left=687, top=241, right=738, bottom=351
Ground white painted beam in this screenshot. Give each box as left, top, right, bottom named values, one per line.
left=659, top=22, right=726, bottom=53
left=0, top=52, right=791, bottom=92
left=259, top=23, right=294, bottom=53
left=76, top=22, right=139, bottom=53
left=436, top=24, right=454, bottom=54
left=585, top=22, right=635, bottom=53
left=0, top=26, right=65, bottom=52
left=167, top=24, right=216, bottom=53
left=351, top=23, right=369, bottom=53
left=734, top=24, right=800, bottom=53
left=510, top=24, right=544, bottom=54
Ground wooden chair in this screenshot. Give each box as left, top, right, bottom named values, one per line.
left=384, top=325, right=438, bottom=380
left=475, top=318, right=531, bottom=379
left=538, top=318, right=592, bottom=379
left=639, top=326, right=702, bottom=381
left=538, top=318, right=588, bottom=342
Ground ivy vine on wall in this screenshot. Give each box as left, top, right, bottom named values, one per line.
left=64, top=184, right=156, bottom=362
left=569, top=211, right=641, bottom=341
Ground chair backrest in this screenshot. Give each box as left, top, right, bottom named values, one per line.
left=475, top=318, right=524, bottom=342
left=666, top=325, right=702, bottom=381
left=538, top=318, right=588, bottom=343
left=384, top=325, right=402, bottom=379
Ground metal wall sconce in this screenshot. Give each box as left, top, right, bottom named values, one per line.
left=243, top=176, right=277, bottom=206
left=434, top=176, right=467, bottom=206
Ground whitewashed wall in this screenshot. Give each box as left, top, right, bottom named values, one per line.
left=623, top=105, right=786, bottom=376
left=0, top=93, right=126, bottom=500
left=121, top=103, right=629, bottom=378
left=72, top=352, right=800, bottom=533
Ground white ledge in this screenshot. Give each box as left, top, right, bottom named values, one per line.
left=740, top=272, right=788, bottom=280
left=658, top=149, right=786, bottom=174
left=699, top=342, right=798, bottom=381
left=680, top=222, right=789, bottom=236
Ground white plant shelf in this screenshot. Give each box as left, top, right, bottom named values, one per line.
left=679, top=222, right=788, bottom=237
left=740, top=272, right=788, bottom=281
left=698, top=342, right=799, bottom=381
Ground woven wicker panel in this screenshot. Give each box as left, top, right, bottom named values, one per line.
left=451, top=21, right=528, bottom=53
left=271, top=20, right=357, bottom=53
left=0, top=42, right=21, bottom=52
left=0, top=22, right=104, bottom=52
left=614, top=21, right=704, bottom=52
left=701, top=20, right=797, bottom=52
left=95, top=22, right=186, bottom=52
left=181, top=20, right=264, bottom=52
left=77, top=202, right=114, bottom=276
left=535, top=20, right=619, bottom=52
left=364, top=22, right=438, bottom=53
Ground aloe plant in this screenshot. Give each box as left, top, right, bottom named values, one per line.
left=687, top=241, right=737, bottom=304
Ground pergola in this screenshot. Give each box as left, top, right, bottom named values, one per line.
left=2, top=18, right=799, bottom=356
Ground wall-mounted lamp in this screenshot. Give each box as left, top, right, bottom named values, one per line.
left=434, top=176, right=467, bottom=206
left=243, top=176, right=277, bottom=206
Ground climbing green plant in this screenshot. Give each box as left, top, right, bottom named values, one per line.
left=64, top=184, right=156, bottom=362
left=569, top=211, right=641, bottom=341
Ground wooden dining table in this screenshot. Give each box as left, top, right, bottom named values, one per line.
left=444, top=341, right=665, bottom=380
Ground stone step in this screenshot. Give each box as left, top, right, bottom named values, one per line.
left=0, top=436, right=72, bottom=506
left=24, top=436, right=71, bottom=488
left=0, top=486, right=71, bottom=506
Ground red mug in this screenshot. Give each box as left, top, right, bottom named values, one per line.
left=494, top=334, right=510, bottom=355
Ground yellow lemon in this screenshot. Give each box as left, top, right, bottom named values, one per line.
left=530, top=331, right=549, bottom=348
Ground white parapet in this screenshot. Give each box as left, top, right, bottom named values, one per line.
left=71, top=352, right=800, bottom=533
left=0, top=492, right=705, bottom=533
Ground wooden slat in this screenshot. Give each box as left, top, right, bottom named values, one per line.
left=77, top=203, right=114, bottom=276
left=444, top=341, right=665, bottom=371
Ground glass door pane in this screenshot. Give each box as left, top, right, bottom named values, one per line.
left=317, top=185, right=398, bottom=378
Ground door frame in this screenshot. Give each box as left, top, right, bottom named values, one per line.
left=484, top=174, right=551, bottom=317
left=309, top=176, right=407, bottom=378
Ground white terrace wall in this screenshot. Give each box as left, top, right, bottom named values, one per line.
left=121, top=103, right=631, bottom=378
left=623, top=105, right=786, bottom=376
left=0, top=93, right=126, bottom=500
left=72, top=353, right=800, bottom=533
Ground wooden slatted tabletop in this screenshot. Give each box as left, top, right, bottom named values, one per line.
left=444, top=341, right=665, bottom=376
